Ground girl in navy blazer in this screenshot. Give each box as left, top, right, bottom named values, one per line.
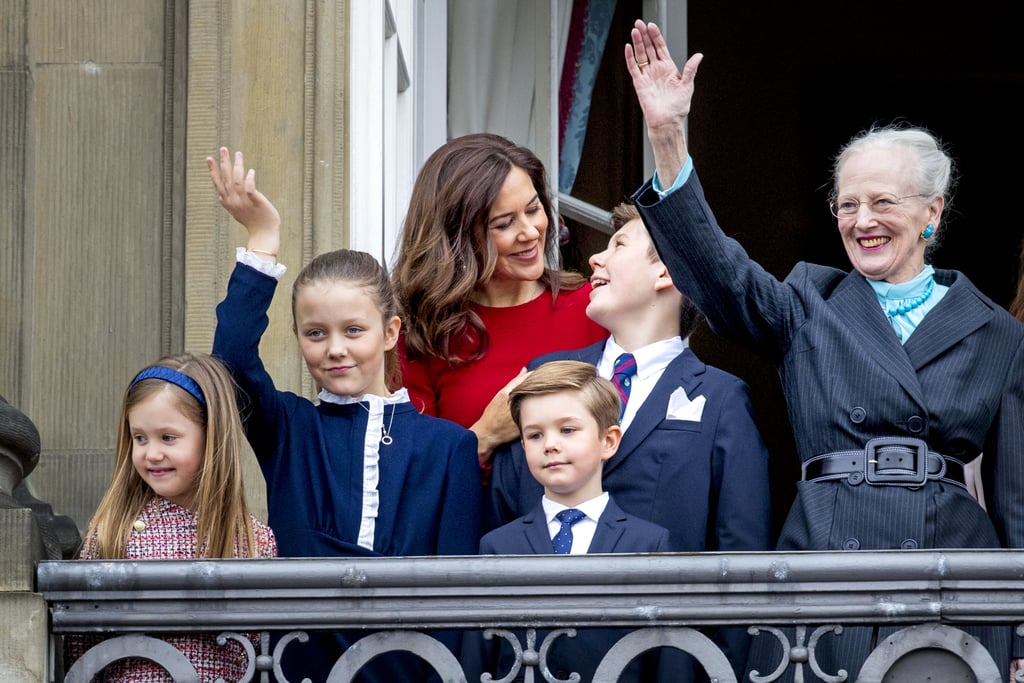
left=208, top=147, right=481, bottom=683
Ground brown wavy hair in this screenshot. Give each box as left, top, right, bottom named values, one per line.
left=392, top=133, right=585, bottom=364
left=85, top=353, right=261, bottom=559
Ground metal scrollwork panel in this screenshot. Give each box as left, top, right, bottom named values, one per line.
left=325, top=630, right=467, bottom=683
left=479, top=628, right=581, bottom=683
left=273, top=631, right=310, bottom=683
left=63, top=634, right=201, bottom=683
left=65, top=630, right=279, bottom=683
left=857, top=623, right=1002, bottom=683
left=747, top=624, right=848, bottom=683
left=748, top=622, right=1005, bottom=683
left=591, top=627, right=736, bottom=683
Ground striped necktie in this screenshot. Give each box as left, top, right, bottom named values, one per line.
left=611, top=353, right=637, bottom=421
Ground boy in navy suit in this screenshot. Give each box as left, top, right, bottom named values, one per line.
left=487, top=202, right=772, bottom=681
left=464, top=360, right=672, bottom=682
left=489, top=202, right=771, bottom=551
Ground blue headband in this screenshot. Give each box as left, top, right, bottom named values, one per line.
left=130, top=366, right=206, bottom=407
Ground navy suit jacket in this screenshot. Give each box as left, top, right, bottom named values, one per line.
left=465, top=497, right=676, bottom=683
left=480, top=495, right=671, bottom=555
left=485, top=342, right=770, bottom=682
left=487, top=342, right=772, bottom=554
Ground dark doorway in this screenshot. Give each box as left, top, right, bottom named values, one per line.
left=562, top=2, right=1024, bottom=544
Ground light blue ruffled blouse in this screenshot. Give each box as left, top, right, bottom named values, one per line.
left=867, top=264, right=948, bottom=344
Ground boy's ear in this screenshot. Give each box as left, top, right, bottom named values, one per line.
left=600, top=424, right=623, bottom=461
left=382, top=316, right=402, bottom=351
left=653, top=265, right=676, bottom=292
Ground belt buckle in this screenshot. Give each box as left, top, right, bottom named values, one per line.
left=865, top=437, right=928, bottom=486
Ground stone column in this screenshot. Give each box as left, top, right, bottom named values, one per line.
left=0, top=509, right=48, bottom=682
left=0, top=396, right=52, bottom=681
left=185, top=0, right=350, bottom=515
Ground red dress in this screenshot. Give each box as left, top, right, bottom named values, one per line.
left=400, top=284, right=607, bottom=428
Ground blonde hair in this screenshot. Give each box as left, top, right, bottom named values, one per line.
left=509, top=360, right=621, bottom=432
left=85, top=353, right=260, bottom=559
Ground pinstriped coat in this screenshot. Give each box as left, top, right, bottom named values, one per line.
left=633, top=174, right=1024, bottom=675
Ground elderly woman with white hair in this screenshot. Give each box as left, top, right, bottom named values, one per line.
left=623, top=19, right=1024, bottom=683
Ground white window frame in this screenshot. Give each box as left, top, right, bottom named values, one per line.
left=554, top=0, right=688, bottom=236
left=348, top=0, right=447, bottom=267
left=346, top=0, right=685, bottom=258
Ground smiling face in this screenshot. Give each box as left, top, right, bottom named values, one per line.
left=519, top=391, right=621, bottom=507
left=294, top=280, right=400, bottom=398
left=483, top=166, right=548, bottom=299
left=587, top=217, right=672, bottom=328
left=835, top=146, right=943, bottom=283
left=129, top=388, right=205, bottom=508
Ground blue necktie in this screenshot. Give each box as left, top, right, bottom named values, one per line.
left=611, top=353, right=638, bottom=421
left=552, top=508, right=586, bottom=554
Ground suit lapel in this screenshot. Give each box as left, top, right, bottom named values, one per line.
left=605, top=349, right=704, bottom=477
left=521, top=505, right=556, bottom=554
left=829, top=272, right=926, bottom=406
left=904, top=271, right=994, bottom=369
left=588, top=499, right=628, bottom=553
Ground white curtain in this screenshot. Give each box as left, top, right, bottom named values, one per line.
left=447, top=0, right=573, bottom=149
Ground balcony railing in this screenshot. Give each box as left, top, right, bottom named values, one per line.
left=37, top=550, right=1024, bottom=682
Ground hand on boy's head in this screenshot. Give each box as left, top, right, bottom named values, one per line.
left=470, top=367, right=530, bottom=464
left=206, top=147, right=281, bottom=239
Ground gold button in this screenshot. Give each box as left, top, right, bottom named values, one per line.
left=133, top=519, right=146, bottom=532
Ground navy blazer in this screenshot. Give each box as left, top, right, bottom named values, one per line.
left=487, top=342, right=772, bottom=554
left=465, top=497, right=679, bottom=683
left=485, top=342, right=768, bottom=683
left=480, top=495, right=671, bottom=555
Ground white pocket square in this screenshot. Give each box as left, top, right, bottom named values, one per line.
left=666, top=387, right=705, bottom=422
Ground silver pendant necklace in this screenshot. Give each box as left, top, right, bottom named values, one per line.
left=380, top=403, right=395, bottom=445
left=359, top=400, right=397, bottom=445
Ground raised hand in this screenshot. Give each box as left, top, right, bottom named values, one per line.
left=207, top=147, right=281, bottom=255
left=624, top=20, right=703, bottom=182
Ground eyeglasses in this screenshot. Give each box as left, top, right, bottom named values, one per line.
left=828, top=193, right=929, bottom=219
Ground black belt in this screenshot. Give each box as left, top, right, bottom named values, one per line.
left=802, top=437, right=967, bottom=490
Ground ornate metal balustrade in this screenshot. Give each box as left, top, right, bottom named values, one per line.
left=37, top=550, right=1024, bottom=682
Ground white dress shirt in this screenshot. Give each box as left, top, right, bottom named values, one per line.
left=541, top=492, right=609, bottom=555
left=596, top=336, right=685, bottom=431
